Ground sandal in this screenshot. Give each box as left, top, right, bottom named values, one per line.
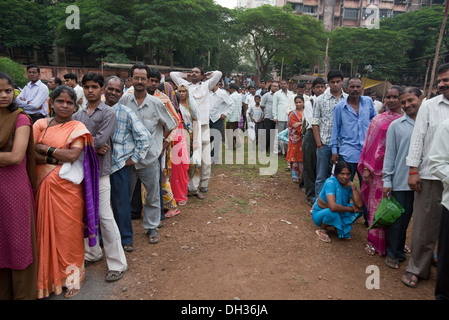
left=404, top=245, right=411, bottom=254
left=401, top=272, right=418, bottom=288
left=193, top=192, right=204, bottom=200
left=315, top=229, right=331, bottom=243
left=105, top=270, right=125, bottom=282
left=385, top=256, right=400, bottom=269
left=64, top=287, right=81, bottom=298
left=165, top=209, right=180, bottom=218
left=177, top=200, right=187, bottom=206
left=364, top=243, right=376, bottom=256
left=147, top=230, right=160, bottom=244
left=123, top=243, right=134, bottom=252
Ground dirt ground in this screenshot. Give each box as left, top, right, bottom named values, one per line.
left=84, top=154, right=437, bottom=302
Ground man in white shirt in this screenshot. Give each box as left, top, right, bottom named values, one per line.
left=15, top=65, right=49, bottom=123
left=170, top=67, right=222, bottom=194
left=272, top=80, right=294, bottom=156
left=302, top=77, right=326, bottom=206
left=209, top=83, right=235, bottom=164
left=226, top=83, right=243, bottom=150
left=402, top=63, right=449, bottom=289
left=260, top=82, right=279, bottom=153
left=429, top=110, right=449, bottom=300
left=64, top=72, right=86, bottom=110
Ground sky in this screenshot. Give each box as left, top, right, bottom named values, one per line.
left=215, top=0, right=237, bottom=8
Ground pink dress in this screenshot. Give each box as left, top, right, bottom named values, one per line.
left=0, top=113, right=35, bottom=270
left=170, top=112, right=189, bottom=203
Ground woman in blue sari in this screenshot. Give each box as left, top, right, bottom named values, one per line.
left=312, top=161, right=364, bottom=242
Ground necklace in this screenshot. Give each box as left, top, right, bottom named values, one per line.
left=41, top=117, right=72, bottom=139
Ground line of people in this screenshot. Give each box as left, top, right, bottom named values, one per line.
left=281, top=66, right=449, bottom=300
left=0, top=63, right=227, bottom=299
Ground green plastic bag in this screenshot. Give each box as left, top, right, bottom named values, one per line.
left=368, top=196, right=405, bottom=230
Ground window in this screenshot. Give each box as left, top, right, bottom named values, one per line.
left=344, top=8, right=359, bottom=20
left=303, top=5, right=316, bottom=14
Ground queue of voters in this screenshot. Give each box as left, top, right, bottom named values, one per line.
left=1, top=61, right=449, bottom=300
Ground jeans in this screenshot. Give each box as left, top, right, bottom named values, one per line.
left=110, top=166, right=133, bottom=246
left=386, top=191, right=414, bottom=262
left=315, top=145, right=332, bottom=196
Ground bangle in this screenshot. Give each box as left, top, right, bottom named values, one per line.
left=409, top=171, right=419, bottom=175
left=46, top=156, right=54, bottom=164
left=47, top=147, right=56, bottom=156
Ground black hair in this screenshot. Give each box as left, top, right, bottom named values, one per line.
left=254, top=95, right=261, bottom=99
left=53, top=77, right=62, bottom=85
left=129, top=64, right=150, bottom=79
left=149, top=68, right=161, bottom=81
left=229, top=83, right=239, bottom=91
left=438, top=63, right=449, bottom=75
left=49, top=85, right=77, bottom=103
left=297, top=82, right=306, bottom=88
left=327, top=69, right=344, bottom=82
left=26, top=64, right=40, bottom=73
left=335, top=160, right=352, bottom=175
left=348, top=76, right=362, bottom=83
left=82, top=72, right=104, bottom=87
left=193, top=66, right=204, bottom=75
left=63, top=73, right=77, bottom=82
left=312, top=77, right=326, bottom=87
left=157, top=82, right=165, bottom=92
left=0, top=71, right=18, bottom=112
left=388, top=85, right=403, bottom=95
left=294, top=95, right=305, bottom=103
left=399, top=86, right=422, bottom=98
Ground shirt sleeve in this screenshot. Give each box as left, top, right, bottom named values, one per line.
left=93, top=109, right=117, bottom=149
left=382, top=123, right=397, bottom=188
left=330, top=105, right=341, bottom=154
left=429, top=120, right=449, bottom=185
left=272, top=93, right=278, bottom=120
left=311, top=98, right=321, bottom=126
left=406, top=101, right=429, bottom=168
left=207, top=71, right=223, bottom=91
left=128, top=110, right=151, bottom=163
left=169, top=72, right=189, bottom=87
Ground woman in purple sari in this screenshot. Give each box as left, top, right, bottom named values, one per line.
left=357, top=86, right=403, bottom=256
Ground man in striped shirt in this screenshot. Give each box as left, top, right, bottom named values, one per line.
left=104, top=76, right=151, bottom=253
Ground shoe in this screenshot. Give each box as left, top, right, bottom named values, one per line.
left=200, top=187, right=208, bottom=193
left=123, top=243, right=134, bottom=252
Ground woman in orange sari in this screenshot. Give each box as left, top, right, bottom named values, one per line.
left=286, top=95, right=304, bottom=183
left=33, top=85, right=99, bottom=299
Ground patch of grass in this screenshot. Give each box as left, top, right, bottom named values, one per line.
left=290, top=274, right=308, bottom=285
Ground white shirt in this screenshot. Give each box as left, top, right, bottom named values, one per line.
left=74, top=84, right=86, bottom=109
left=373, top=100, right=383, bottom=114
left=406, top=94, right=449, bottom=180
left=272, top=89, right=294, bottom=122
left=429, top=117, right=449, bottom=209
left=15, top=80, right=49, bottom=116
left=228, top=91, right=242, bottom=122
left=170, top=71, right=222, bottom=125
left=209, top=88, right=235, bottom=123
left=303, top=95, right=317, bottom=130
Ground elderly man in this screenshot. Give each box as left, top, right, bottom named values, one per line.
left=170, top=67, right=222, bottom=194
left=15, top=65, right=49, bottom=123
left=104, top=76, right=151, bottom=253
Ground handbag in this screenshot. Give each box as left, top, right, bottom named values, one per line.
left=367, top=196, right=404, bottom=230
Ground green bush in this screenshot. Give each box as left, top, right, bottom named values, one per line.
left=0, top=57, right=28, bottom=88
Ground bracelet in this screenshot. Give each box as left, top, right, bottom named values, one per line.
left=46, top=156, right=54, bottom=164
left=47, top=146, right=56, bottom=156
left=409, top=171, right=419, bottom=175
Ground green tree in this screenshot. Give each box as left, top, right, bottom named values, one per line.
left=232, top=5, right=326, bottom=79
left=0, top=57, right=28, bottom=88
left=328, top=27, right=412, bottom=83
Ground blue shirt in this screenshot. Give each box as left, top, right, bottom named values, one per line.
left=382, top=114, right=415, bottom=191
left=330, top=96, right=376, bottom=163
left=15, top=80, right=49, bottom=116
left=110, top=102, right=151, bottom=174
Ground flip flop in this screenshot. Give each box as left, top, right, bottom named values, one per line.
left=315, top=229, right=331, bottom=243
left=401, top=272, right=418, bottom=288
left=165, top=209, right=180, bottom=218
left=105, top=270, right=125, bottom=282
left=385, top=256, right=400, bottom=269
left=193, top=192, right=204, bottom=200
left=364, top=243, right=376, bottom=256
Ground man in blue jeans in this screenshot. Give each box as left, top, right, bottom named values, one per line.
left=311, top=70, right=347, bottom=196
left=104, top=76, right=151, bottom=252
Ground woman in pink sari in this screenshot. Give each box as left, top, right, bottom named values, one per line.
left=357, top=86, right=403, bottom=256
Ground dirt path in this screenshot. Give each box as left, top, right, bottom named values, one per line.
left=82, top=156, right=436, bottom=301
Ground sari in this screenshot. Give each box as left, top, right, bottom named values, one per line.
left=357, top=110, right=402, bottom=255
left=170, top=112, right=189, bottom=203
left=33, top=119, right=99, bottom=299
left=178, top=84, right=201, bottom=194
left=312, top=176, right=360, bottom=238
left=286, top=110, right=303, bottom=182
left=154, top=88, right=179, bottom=211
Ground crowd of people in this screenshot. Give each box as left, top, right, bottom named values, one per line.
left=1, top=61, right=449, bottom=301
